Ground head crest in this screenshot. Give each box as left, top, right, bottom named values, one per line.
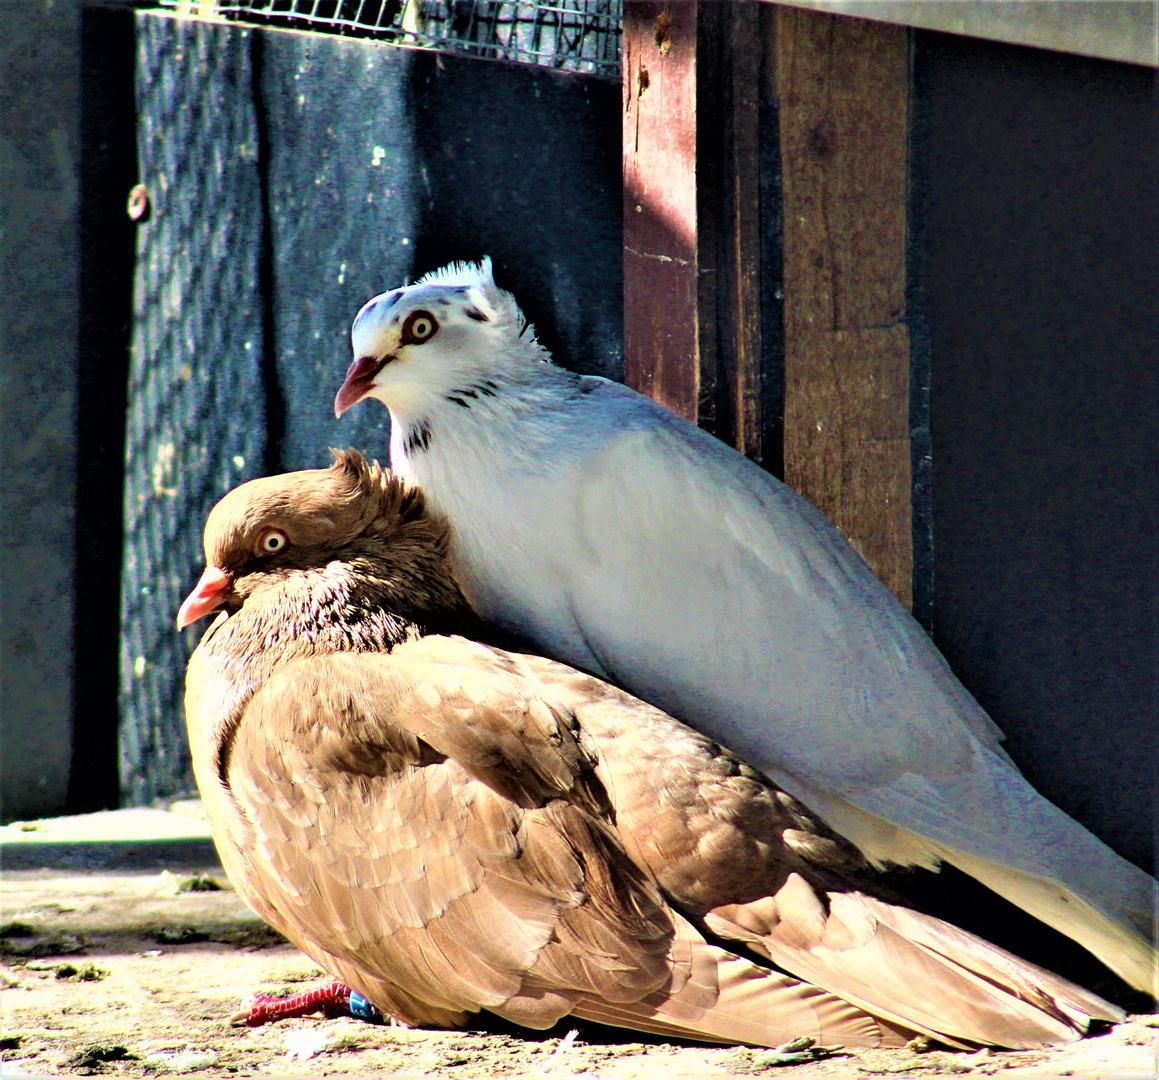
left=326, top=448, right=430, bottom=529
left=416, top=257, right=494, bottom=290
left=350, top=257, right=551, bottom=375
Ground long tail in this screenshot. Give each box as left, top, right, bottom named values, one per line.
left=783, top=749, right=1159, bottom=998
left=934, top=847, right=1158, bottom=999
left=569, top=915, right=911, bottom=1048
left=704, top=880, right=1122, bottom=1050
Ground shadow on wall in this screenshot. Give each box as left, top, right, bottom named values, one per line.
left=919, top=31, right=1159, bottom=877
left=0, top=2, right=136, bottom=822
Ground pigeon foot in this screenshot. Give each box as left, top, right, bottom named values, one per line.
left=231, top=981, right=384, bottom=1027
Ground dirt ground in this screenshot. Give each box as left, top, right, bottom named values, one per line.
left=1, top=866, right=1156, bottom=1080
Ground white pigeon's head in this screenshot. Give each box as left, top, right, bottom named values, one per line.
left=334, top=258, right=549, bottom=420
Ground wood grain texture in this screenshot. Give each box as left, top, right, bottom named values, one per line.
left=725, top=9, right=764, bottom=465
left=697, top=1, right=765, bottom=462
left=773, top=7, right=914, bottom=607
left=624, top=1, right=768, bottom=460
left=623, top=1, right=700, bottom=423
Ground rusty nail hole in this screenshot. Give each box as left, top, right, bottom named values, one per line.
left=127, top=184, right=151, bottom=222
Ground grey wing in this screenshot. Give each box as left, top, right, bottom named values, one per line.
left=565, top=415, right=1001, bottom=792
left=554, top=407, right=1156, bottom=994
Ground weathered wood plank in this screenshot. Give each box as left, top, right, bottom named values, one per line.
left=623, top=1, right=701, bottom=423
left=624, top=0, right=768, bottom=460
left=774, top=7, right=914, bottom=606
left=725, top=5, right=765, bottom=464
left=698, top=0, right=765, bottom=461
left=785, top=325, right=913, bottom=599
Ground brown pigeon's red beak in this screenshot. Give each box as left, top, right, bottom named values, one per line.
left=177, top=566, right=232, bottom=630
left=334, top=355, right=390, bottom=417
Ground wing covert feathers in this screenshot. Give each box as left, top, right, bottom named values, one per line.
left=185, top=628, right=1126, bottom=1049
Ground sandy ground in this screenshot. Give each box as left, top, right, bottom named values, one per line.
left=1, top=832, right=1156, bottom=1079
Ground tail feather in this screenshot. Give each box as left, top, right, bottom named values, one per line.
left=570, top=917, right=913, bottom=1052
left=705, top=879, right=1121, bottom=1050
left=859, top=895, right=1124, bottom=1023
left=935, top=848, right=1159, bottom=1000
left=571, top=932, right=910, bottom=1048
left=786, top=770, right=1159, bottom=999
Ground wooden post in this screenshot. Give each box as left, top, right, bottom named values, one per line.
left=623, top=1, right=701, bottom=424
left=773, top=6, right=913, bottom=608
left=622, top=1, right=766, bottom=461
left=623, top=1, right=914, bottom=607
left=697, top=1, right=766, bottom=462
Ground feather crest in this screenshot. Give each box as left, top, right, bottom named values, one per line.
left=417, top=257, right=495, bottom=289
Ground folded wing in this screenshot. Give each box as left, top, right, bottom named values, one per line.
left=219, top=645, right=912, bottom=1045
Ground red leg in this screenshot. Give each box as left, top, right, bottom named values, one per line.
left=231, top=980, right=383, bottom=1027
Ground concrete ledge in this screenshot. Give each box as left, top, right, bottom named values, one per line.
left=0, top=805, right=220, bottom=871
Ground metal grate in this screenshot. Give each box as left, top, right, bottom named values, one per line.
left=164, top=0, right=622, bottom=78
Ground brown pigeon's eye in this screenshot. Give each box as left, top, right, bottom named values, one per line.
left=258, top=529, right=289, bottom=555
left=401, top=310, right=438, bottom=346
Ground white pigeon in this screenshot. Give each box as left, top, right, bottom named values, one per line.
left=334, top=258, right=1157, bottom=998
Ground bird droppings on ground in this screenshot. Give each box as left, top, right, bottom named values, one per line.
left=1, top=867, right=1155, bottom=1079
left=280, top=1025, right=363, bottom=1061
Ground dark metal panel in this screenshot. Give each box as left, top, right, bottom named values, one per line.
left=120, top=14, right=268, bottom=805
left=920, top=32, right=1158, bottom=873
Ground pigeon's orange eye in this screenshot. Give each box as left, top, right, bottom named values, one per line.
left=401, top=310, right=438, bottom=346
left=258, top=529, right=288, bottom=555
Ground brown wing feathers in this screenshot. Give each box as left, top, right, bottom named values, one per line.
left=183, top=453, right=1122, bottom=1050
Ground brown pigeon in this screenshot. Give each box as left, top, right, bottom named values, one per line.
left=178, top=450, right=1121, bottom=1050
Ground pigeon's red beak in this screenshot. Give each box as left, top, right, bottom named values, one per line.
left=334, top=355, right=390, bottom=417
left=177, top=565, right=232, bottom=630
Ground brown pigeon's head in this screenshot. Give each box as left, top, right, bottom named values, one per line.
left=177, top=450, right=458, bottom=629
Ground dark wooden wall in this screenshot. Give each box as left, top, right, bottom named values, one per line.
left=919, top=31, right=1158, bottom=874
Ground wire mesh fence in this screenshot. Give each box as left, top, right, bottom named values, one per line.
left=120, top=15, right=268, bottom=805
left=163, top=0, right=622, bottom=78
